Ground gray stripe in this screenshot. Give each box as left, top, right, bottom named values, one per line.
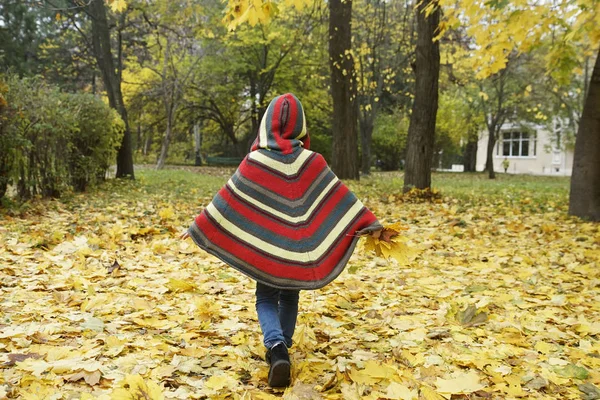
left=210, top=190, right=361, bottom=251
left=254, top=147, right=306, bottom=165
left=189, top=220, right=382, bottom=290
left=232, top=167, right=331, bottom=208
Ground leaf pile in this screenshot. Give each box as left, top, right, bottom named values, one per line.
left=0, top=169, right=599, bottom=399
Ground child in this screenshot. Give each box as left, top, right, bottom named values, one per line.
left=182, top=93, right=386, bottom=387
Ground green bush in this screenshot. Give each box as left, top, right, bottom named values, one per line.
left=372, top=112, right=408, bottom=171
left=0, top=73, right=123, bottom=200
left=66, top=93, right=124, bottom=191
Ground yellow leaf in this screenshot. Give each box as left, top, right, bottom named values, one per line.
left=348, top=368, right=380, bottom=385
left=386, top=382, right=418, bottom=400
left=363, top=223, right=412, bottom=264
left=435, top=371, right=486, bottom=396
left=166, top=278, right=196, bottom=292
left=158, top=207, right=175, bottom=220
left=204, top=373, right=238, bottom=391
left=132, top=317, right=176, bottom=330
left=534, top=341, right=555, bottom=354
left=362, top=360, right=396, bottom=379
left=420, top=386, right=446, bottom=400
left=111, top=375, right=164, bottom=400
left=109, top=0, right=127, bottom=13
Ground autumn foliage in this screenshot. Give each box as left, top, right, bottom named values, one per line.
left=0, top=169, right=598, bottom=399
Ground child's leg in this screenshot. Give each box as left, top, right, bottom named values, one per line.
left=278, top=289, right=299, bottom=348
left=255, top=282, right=286, bottom=349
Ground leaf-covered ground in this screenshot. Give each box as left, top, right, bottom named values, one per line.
left=1, top=169, right=599, bottom=400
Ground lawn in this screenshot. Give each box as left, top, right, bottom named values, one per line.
left=0, top=167, right=598, bottom=399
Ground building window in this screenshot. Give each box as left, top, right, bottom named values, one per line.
left=496, top=131, right=536, bottom=157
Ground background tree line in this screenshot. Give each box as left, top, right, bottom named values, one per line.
left=0, top=0, right=597, bottom=219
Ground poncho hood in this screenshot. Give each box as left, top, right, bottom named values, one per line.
left=189, top=94, right=381, bottom=290
left=250, top=93, right=311, bottom=153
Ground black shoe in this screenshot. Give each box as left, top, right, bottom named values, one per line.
left=267, top=343, right=290, bottom=387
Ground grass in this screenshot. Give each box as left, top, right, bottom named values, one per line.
left=355, top=171, right=570, bottom=213
left=0, top=166, right=571, bottom=216
left=86, top=168, right=574, bottom=215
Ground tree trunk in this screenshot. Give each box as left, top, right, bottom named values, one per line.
left=360, top=118, right=374, bottom=175
left=143, top=133, right=152, bottom=156
left=485, top=128, right=496, bottom=179
left=156, top=108, right=173, bottom=170
left=463, top=138, right=477, bottom=172
left=569, top=51, right=600, bottom=221
left=329, top=0, right=359, bottom=180
left=88, top=0, right=134, bottom=179
left=403, top=1, right=440, bottom=192
left=194, top=123, right=202, bottom=166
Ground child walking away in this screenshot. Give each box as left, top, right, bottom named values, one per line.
left=182, top=93, right=386, bottom=387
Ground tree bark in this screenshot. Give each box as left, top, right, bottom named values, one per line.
left=156, top=123, right=171, bottom=169
left=569, top=51, right=600, bottom=221
left=403, top=1, right=440, bottom=192
left=360, top=118, right=374, bottom=175
left=485, top=128, right=496, bottom=179
left=329, top=0, right=359, bottom=180
left=463, top=138, right=477, bottom=172
left=88, top=0, right=134, bottom=179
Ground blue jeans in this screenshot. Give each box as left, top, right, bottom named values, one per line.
left=255, top=282, right=300, bottom=349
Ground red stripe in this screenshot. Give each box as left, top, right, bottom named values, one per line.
left=195, top=211, right=376, bottom=281
left=270, top=97, right=289, bottom=153
left=281, top=97, right=298, bottom=154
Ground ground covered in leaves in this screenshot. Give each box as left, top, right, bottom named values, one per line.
left=1, top=169, right=599, bottom=400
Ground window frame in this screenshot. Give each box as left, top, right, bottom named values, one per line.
left=496, top=130, right=537, bottom=158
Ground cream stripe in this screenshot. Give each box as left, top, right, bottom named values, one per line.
left=227, top=175, right=338, bottom=223
left=259, top=111, right=268, bottom=149
left=205, top=200, right=364, bottom=262
left=249, top=150, right=312, bottom=175
left=297, top=110, right=307, bottom=139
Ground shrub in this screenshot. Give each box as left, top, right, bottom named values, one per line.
left=66, top=93, right=124, bottom=191
left=0, top=73, right=123, bottom=201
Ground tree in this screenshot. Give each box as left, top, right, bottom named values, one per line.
left=569, top=51, right=599, bottom=220
left=353, top=0, right=413, bottom=175
left=132, top=1, right=204, bottom=170
left=329, top=0, right=358, bottom=180
left=0, top=1, right=46, bottom=75
left=403, top=1, right=440, bottom=192
left=438, top=0, right=600, bottom=219
left=87, top=0, right=134, bottom=178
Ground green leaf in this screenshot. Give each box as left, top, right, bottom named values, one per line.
left=579, top=383, right=600, bottom=400
left=557, top=364, right=589, bottom=380
left=456, top=305, right=488, bottom=326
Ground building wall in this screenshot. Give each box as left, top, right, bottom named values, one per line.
left=476, top=124, right=574, bottom=176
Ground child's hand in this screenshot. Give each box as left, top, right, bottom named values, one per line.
left=372, top=229, right=397, bottom=243
left=180, top=231, right=190, bottom=240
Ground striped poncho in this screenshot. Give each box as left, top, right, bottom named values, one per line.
left=189, top=93, right=382, bottom=289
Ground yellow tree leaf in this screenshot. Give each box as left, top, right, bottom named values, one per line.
left=435, top=371, right=486, bottom=396
left=108, top=0, right=127, bottom=13
left=386, top=382, right=418, bottom=400
left=166, top=278, right=196, bottom=292
left=111, top=375, right=164, bottom=400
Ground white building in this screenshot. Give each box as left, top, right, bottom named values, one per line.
left=476, top=122, right=574, bottom=176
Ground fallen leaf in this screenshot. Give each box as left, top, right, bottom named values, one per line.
left=435, top=371, right=486, bottom=396
left=111, top=374, right=164, bottom=400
